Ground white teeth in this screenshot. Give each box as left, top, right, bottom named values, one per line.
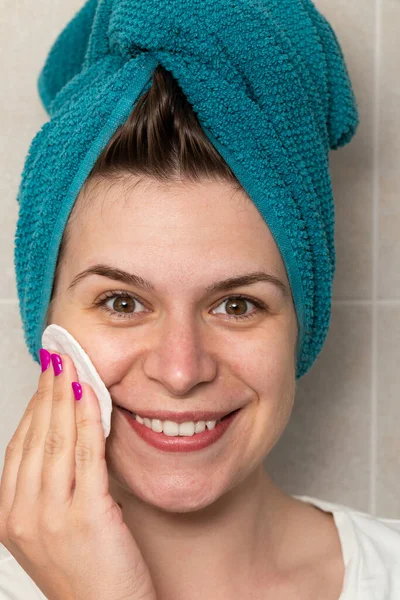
left=163, top=421, right=183, bottom=436
left=195, top=421, right=206, bottom=434
left=162, top=419, right=218, bottom=436
left=151, top=419, right=163, bottom=433
left=177, top=421, right=195, bottom=436
left=130, top=412, right=220, bottom=436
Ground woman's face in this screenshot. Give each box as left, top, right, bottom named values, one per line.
left=49, top=175, right=298, bottom=512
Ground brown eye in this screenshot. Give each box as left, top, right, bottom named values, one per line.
left=98, top=292, right=147, bottom=319
left=225, top=298, right=248, bottom=316
left=212, top=295, right=265, bottom=321
left=112, top=296, right=136, bottom=313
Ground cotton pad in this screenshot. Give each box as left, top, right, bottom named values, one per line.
left=41, top=324, right=112, bottom=438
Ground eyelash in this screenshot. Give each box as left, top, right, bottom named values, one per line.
left=94, top=290, right=268, bottom=322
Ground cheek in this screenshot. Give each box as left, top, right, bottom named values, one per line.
left=48, top=312, right=130, bottom=387
left=237, top=325, right=296, bottom=393
left=240, top=329, right=296, bottom=444
left=248, top=346, right=296, bottom=458
left=81, top=330, right=133, bottom=387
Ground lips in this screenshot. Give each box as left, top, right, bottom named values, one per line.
left=122, top=407, right=241, bottom=452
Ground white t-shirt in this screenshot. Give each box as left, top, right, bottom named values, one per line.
left=0, top=494, right=399, bottom=599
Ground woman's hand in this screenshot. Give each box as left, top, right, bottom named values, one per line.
left=0, top=350, right=157, bottom=600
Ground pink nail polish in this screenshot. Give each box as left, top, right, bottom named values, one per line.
left=39, top=348, right=51, bottom=372
left=51, top=353, right=63, bottom=376
left=72, top=382, right=82, bottom=401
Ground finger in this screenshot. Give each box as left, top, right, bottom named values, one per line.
left=0, top=391, right=38, bottom=519
left=11, top=350, right=55, bottom=510
left=73, top=382, right=110, bottom=506
left=41, top=353, right=78, bottom=505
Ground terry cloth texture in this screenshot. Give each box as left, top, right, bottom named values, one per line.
left=14, top=0, right=359, bottom=379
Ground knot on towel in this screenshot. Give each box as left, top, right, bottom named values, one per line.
left=39, top=0, right=357, bottom=152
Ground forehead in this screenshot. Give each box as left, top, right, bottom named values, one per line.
left=66, top=175, right=286, bottom=277
left=76, top=175, right=253, bottom=223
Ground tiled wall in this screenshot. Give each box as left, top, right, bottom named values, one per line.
left=0, top=1, right=398, bottom=518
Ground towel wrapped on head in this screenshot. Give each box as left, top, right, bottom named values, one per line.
left=14, top=0, right=359, bottom=379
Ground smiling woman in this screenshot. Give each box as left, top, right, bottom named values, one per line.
left=2, top=1, right=400, bottom=600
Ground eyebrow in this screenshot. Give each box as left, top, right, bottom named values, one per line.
left=67, top=264, right=290, bottom=297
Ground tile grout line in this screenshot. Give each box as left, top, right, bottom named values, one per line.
left=370, top=0, right=382, bottom=517
left=332, top=299, right=400, bottom=306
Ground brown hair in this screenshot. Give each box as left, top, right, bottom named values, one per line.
left=47, top=64, right=244, bottom=319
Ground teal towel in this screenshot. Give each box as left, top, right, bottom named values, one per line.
left=14, top=0, right=359, bottom=379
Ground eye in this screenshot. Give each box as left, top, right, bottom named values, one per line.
left=212, top=295, right=266, bottom=321
left=95, top=291, right=267, bottom=321
left=97, top=291, right=146, bottom=319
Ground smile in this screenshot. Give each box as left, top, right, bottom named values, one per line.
left=119, top=407, right=242, bottom=452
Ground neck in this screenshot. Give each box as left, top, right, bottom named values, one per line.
left=109, top=466, right=297, bottom=599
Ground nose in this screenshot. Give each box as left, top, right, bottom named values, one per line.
left=142, top=314, right=218, bottom=396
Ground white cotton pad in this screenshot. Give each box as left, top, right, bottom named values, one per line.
left=41, top=324, right=112, bottom=438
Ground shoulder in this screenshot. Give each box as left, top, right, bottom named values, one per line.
left=0, top=543, right=47, bottom=599
left=296, top=494, right=400, bottom=555
left=346, top=506, right=400, bottom=563
left=295, top=495, right=400, bottom=599
left=342, top=506, right=400, bottom=598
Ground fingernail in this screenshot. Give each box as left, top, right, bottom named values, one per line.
left=51, top=353, right=63, bottom=376
left=39, top=348, right=51, bottom=372
left=72, top=382, right=82, bottom=401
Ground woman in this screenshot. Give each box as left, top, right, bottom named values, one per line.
left=1, top=1, right=399, bottom=599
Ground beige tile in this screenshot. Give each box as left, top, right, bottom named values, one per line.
left=265, top=304, right=372, bottom=512
left=0, top=303, right=40, bottom=472
left=377, top=1, right=400, bottom=299
left=379, top=0, right=400, bottom=173
left=314, top=0, right=376, bottom=170
left=331, top=166, right=373, bottom=300
left=378, top=171, right=400, bottom=299
left=0, top=207, right=18, bottom=299
left=376, top=305, right=400, bottom=517
left=0, top=0, right=85, bottom=298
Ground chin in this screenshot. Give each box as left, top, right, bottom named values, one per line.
left=144, top=472, right=231, bottom=513
left=109, top=462, right=231, bottom=514
left=144, top=493, right=216, bottom=514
